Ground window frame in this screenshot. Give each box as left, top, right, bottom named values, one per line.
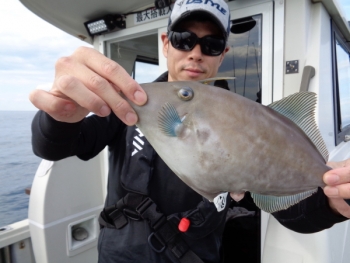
left=227, top=1, right=274, bottom=106
left=331, top=20, right=350, bottom=145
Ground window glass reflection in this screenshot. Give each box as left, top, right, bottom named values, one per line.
left=217, top=15, right=262, bottom=103
left=133, top=61, right=160, bottom=83
left=335, top=40, right=350, bottom=129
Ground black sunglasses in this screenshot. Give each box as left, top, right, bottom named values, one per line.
left=168, top=31, right=226, bottom=56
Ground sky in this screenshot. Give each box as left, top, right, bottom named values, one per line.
left=0, top=0, right=350, bottom=111
left=0, top=0, right=93, bottom=111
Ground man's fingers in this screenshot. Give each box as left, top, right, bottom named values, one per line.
left=31, top=47, right=145, bottom=125
left=29, top=89, right=73, bottom=113
left=56, top=48, right=143, bottom=125
left=324, top=184, right=350, bottom=199
left=323, top=166, right=350, bottom=186
left=324, top=160, right=350, bottom=216
left=29, top=89, right=86, bottom=123
left=55, top=75, right=112, bottom=117
left=323, top=165, right=350, bottom=200
left=74, top=47, right=147, bottom=106
left=56, top=74, right=138, bottom=125
left=327, top=198, right=350, bottom=218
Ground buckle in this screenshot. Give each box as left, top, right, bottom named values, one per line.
left=148, top=232, right=166, bottom=253
left=109, top=209, right=128, bottom=229
left=123, top=208, right=141, bottom=221
left=136, top=197, right=153, bottom=214
left=136, top=197, right=166, bottom=230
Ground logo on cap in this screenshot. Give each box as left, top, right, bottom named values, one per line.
left=177, top=0, right=185, bottom=7
left=183, top=0, right=227, bottom=16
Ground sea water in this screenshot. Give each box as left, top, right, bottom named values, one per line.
left=0, top=111, right=41, bottom=226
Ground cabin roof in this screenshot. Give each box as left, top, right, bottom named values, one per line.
left=19, top=0, right=155, bottom=43
left=19, top=0, right=350, bottom=43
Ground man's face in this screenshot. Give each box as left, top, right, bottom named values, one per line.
left=162, top=21, right=229, bottom=82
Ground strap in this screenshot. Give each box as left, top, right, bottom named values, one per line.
left=137, top=197, right=167, bottom=229
left=99, top=193, right=205, bottom=263
left=151, top=222, right=205, bottom=263
left=136, top=197, right=205, bottom=263
left=99, top=193, right=144, bottom=229
left=178, top=250, right=205, bottom=263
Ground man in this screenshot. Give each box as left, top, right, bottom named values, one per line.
left=29, top=0, right=350, bottom=262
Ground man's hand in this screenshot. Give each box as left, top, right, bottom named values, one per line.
left=29, top=47, right=147, bottom=125
left=324, top=159, right=350, bottom=218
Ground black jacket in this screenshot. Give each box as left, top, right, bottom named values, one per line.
left=31, top=72, right=347, bottom=262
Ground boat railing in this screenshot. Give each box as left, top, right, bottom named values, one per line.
left=0, top=219, right=35, bottom=263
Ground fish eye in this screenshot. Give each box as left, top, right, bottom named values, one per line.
left=178, top=87, right=194, bottom=101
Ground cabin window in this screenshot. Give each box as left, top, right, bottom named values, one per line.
left=217, top=15, right=262, bottom=103
left=109, top=33, right=159, bottom=82
left=132, top=57, right=159, bottom=83
left=332, top=22, right=350, bottom=145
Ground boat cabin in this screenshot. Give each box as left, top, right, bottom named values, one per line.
left=1, top=0, right=350, bottom=262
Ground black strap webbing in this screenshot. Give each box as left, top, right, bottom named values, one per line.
left=98, top=193, right=205, bottom=263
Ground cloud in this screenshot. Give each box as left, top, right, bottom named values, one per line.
left=0, top=0, right=349, bottom=111
left=0, top=0, right=92, bottom=111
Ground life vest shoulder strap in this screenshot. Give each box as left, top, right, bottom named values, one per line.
left=98, top=192, right=205, bottom=263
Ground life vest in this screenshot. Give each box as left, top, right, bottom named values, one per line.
left=99, top=125, right=230, bottom=263
left=98, top=72, right=230, bottom=263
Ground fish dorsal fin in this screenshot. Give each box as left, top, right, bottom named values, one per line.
left=199, top=77, right=236, bottom=85
left=251, top=188, right=318, bottom=213
left=268, top=91, right=329, bottom=161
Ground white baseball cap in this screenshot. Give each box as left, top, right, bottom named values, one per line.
left=168, top=0, right=231, bottom=39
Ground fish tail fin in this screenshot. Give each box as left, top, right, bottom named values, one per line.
left=268, top=92, right=329, bottom=162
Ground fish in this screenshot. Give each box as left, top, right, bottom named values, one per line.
left=128, top=80, right=330, bottom=213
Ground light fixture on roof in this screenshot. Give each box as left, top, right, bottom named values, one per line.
left=230, top=17, right=257, bottom=34
left=84, top=14, right=126, bottom=36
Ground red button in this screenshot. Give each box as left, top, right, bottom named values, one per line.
left=178, top=218, right=190, bottom=232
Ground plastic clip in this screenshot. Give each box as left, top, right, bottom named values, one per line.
left=148, top=232, right=166, bottom=253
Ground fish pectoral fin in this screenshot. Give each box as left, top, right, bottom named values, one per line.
left=250, top=188, right=318, bottom=213
left=158, top=102, right=184, bottom=137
